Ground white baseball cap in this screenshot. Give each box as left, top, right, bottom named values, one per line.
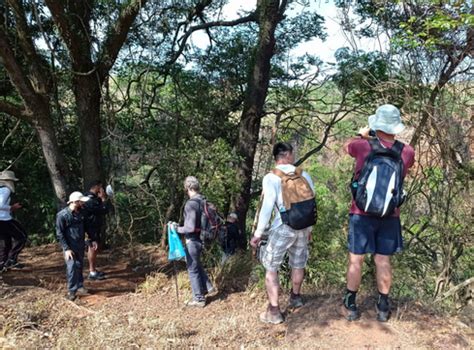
left=67, top=191, right=90, bottom=204
left=368, top=104, right=405, bottom=135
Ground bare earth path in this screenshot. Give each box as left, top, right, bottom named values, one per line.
left=0, top=245, right=472, bottom=349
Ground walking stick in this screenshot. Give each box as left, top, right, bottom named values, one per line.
left=173, top=260, right=179, bottom=307
left=167, top=222, right=185, bottom=308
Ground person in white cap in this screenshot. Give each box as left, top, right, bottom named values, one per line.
left=56, top=191, right=94, bottom=301
left=0, top=170, right=27, bottom=271
left=341, top=104, right=415, bottom=322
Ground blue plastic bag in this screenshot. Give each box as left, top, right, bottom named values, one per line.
left=168, top=223, right=186, bottom=261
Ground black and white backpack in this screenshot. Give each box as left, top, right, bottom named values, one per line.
left=350, top=139, right=406, bottom=217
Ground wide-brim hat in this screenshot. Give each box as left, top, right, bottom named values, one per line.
left=67, top=191, right=90, bottom=204
left=0, top=170, right=19, bottom=182
left=368, top=104, right=405, bottom=135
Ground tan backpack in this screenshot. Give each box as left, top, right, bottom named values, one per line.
left=272, top=168, right=316, bottom=230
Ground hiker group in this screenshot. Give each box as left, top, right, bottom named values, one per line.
left=1, top=104, right=414, bottom=324
left=0, top=177, right=111, bottom=301
left=250, top=104, right=414, bottom=324
left=55, top=181, right=111, bottom=300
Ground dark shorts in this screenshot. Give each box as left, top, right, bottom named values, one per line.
left=85, top=230, right=100, bottom=248
left=348, top=214, right=403, bottom=255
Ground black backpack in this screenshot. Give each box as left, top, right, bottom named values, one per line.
left=191, top=198, right=225, bottom=243
left=350, top=139, right=405, bottom=217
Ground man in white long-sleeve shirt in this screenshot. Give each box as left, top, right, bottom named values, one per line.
left=250, top=142, right=315, bottom=324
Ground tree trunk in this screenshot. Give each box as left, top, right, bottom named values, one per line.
left=73, top=74, right=103, bottom=187
left=33, top=114, right=69, bottom=204
left=233, top=0, right=283, bottom=246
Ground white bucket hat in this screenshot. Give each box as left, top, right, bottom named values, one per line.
left=368, top=104, right=405, bottom=135
left=0, top=170, right=19, bottom=182
left=67, top=191, right=90, bottom=204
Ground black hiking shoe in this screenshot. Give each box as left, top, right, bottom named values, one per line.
left=288, top=294, right=304, bottom=309
left=341, top=304, right=360, bottom=321
left=88, top=271, right=106, bottom=280
left=376, top=304, right=391, bottom=322
left=5, top=259, right=24, bottom=269
left=66, top=292, right=77, bottom=301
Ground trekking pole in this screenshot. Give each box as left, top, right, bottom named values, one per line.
left=173, top=260, right=179, bottom=307
left=167, top=222, right=185, bottom=308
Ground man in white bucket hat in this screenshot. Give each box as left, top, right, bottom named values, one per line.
left=341, top=104, right=415, bottom=322
left=0, top=170, right=27, bottom=271
left=56, top=191, right=91, bottom=300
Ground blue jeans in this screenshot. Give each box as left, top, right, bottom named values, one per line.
left=185, top=239, right=213, bottom=301
left=65, top=250, right=84, bottom=293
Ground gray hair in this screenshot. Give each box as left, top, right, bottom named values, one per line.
left=184, top=176, right=200, bottom=192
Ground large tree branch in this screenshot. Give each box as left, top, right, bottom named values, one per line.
left=44, top=0, right=92, bottom=70
left=0, top=28, right=42, bottom=117
left=6, top=0, right=51, bottom=94
left=98, top=0, right=148, bottom=83
left=165, top=12, right=257, bottom=68
left=0, top=100, right=28, bottom=120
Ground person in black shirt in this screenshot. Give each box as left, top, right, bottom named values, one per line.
left=222, top=212, right=240, bottom=257
left=83, top=180, right=110, bottom=280
left=56, top=191, right=93, bottom=301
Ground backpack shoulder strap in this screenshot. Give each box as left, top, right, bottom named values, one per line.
left=272, top=168, right=287, bottom=179
left=295, top=167, right=303, bottom=176
left=391, top=140, right=405, bottom=155
left=368, top=138, right=383, bottom=152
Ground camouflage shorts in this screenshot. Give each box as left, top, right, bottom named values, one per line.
left=260, top=224, right=310, bottom=272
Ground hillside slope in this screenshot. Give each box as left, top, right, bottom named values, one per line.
left=0, top=245, right=471, bottom=349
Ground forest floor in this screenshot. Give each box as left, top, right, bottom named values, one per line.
left=0, top=244, right=472, bottom=349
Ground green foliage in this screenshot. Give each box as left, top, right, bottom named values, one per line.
left=332, top=48, right=392, bottom=106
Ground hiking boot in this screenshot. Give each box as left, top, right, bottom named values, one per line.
left=341, top=304, right=360, bottom=321
left=185, top=299, right=206, bottom=308
left=66, top=292, right=77, bottom=301
left=5, top=259, right=24, bottom=269
left=259, top=305, right=284, bottom=324
left=76, top=287, right=89, bottom=296
left=288, top=294, right=304, bottom=309
left=376, top=304, right=391, bottom=322
left=88, top=271, right=106, bottom=280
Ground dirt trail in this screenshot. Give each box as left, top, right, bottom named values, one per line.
left=0, top=245, right=472, bottom=349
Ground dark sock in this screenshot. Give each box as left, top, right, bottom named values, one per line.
left=344, top=289, right=357, bottom=310
left=291, top=290, right=300, bottom=298
left=269, top=304, right=280, bottom=313
left=377, top=292, right=389, bottom=312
